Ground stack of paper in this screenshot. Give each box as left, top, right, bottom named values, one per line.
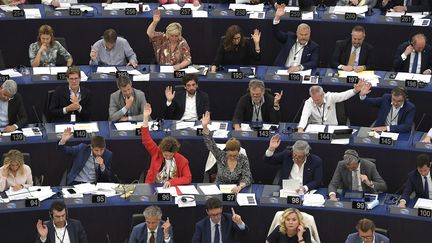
left=6, top=186, right=55, bottom=202
left=228, top=3, right=264, bottom=12
left=302, top=194, right=325, bottom=207
left=156, top=186, right=178, bottom=196
left=236, top=193, right=257, bottom=206
left=276, top=69, right=312, bottom=77
left=386, top=11, right=427, bottom=19
left=161, top=3, right=181, bottom=10
left=0, top=5, right=20, bottom=12
left=24, top=9, right=41, bottom=19
left=71, top=4, right=94, bottom=12
left=414, top=198, right=432, bottom=210
left=338, top=70, right=380, bottom=86
left=114, top=122, right=139, bottom=131
left=22, top=127, right=43, bottom=137
left=333, top=5, right=368, bottom=14
left=219, top=184, right=237, bottom=194
left=199, top=184, right=222, bottom=195
left=178, top=185, right=200, bottom=195
left=104, top=2, right=139, bottom=11
left=305, top=124, right=326, bottom=133
left=183, top=3, right=201, bottom=11
left=175, top=121, right=195, bottom=130
left=395, top=72, right=431, bottom=83
left=96, top=66, right=117, bottom=73
left=0, top=69, right=22, bottom=78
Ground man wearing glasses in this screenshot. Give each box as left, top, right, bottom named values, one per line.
left=345, top=218, right=389, bottom=243
left=0, top=79, right=28, bottom=132
left=192, top=197, right=248, bottom=243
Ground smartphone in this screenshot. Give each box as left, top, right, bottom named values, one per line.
left=67, top=188, right=76, bottom=194
left=0, top=191, right=8, bottom=199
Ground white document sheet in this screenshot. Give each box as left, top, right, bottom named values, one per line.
left=178, top=185, right=200, bottom=195
left=0, top=68, right=22, bottom=77
left=305, top=124, right=326, bottom=133
left=380, top=131, right=399, bottom=140
left=236, top=193, right=257, bottom=206
left=74, top=122, right=99, bottom=132
left=192, top=10, right=208, bottom=18
left=96, top=66, right=117, bottom=73
left=159, top=65, right=175, bottom=73
left=219, top=184, right=237, bottom=194
left=32, top=67, right=51, bottom=75
left=199, top=184, right=222, bottom=195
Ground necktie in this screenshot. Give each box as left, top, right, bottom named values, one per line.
left=352, top=169, right=360, bottom=191
left=347, top=48, right=357, bottom=66
left=214, top=224, right=220, bottom=243
left=411, top=52, right=419, bottom=73
left=424, top=176, right=429, bottom=199
left=149, top=231, right=155, bottom=243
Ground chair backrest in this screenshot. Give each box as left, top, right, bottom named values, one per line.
left=375, top=227, right=389, bottom=238
left=204, top=143, right=248, bottom=182
left=54, top=37, right=68, bottom=66
left=272, top=168, right=281, bottom=185
left=335, top=101, right=348, bottom=126
left=268, top=211, right=321, bottom=243
left=174, top=85, right=184, bottom=92
left=0, top=49, right=5, bottom=69
left=128, top=214, right=145, bottom=238
left=43, top=89, right=56, bottom=123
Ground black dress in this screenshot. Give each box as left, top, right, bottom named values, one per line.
left=212, top=38, right=261, bottom=66
left=266, top=225, right=312, bottom=243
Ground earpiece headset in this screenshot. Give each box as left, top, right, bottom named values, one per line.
left=343, top=149, right=360, bottom=162
left=391, top=86, right=408, bottom=101
left=49, top=207, right=68, bottom=220
left=180, top=196, right=195, bottom=203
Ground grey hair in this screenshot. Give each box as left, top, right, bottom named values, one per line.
left=309, top=85, right=323, bottom=96
left=292, top=140, right=310, bottom=155
left=1, top=80, right=17, bottom=96
left=143, top=205, right=162, bottom=219
left=343, top=149, right=360, bottom=165
left=116, top=75, right=131, bottom=88
left=248, top=79, right=265, bottom=91
left=297, top=23, right=310, bottom=32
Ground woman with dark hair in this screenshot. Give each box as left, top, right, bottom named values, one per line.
left=29, top=25, right=73, bottom=67
left=141, top=103, right=192, bottom=188
left=210, top=25, right=261, bottom=72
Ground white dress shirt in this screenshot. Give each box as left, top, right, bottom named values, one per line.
left=180, top=92, right=198, bottom=121
left=285, top=41, right=307, bottom=68
left=401, top=51, right=422, bottom=74
left=41, top=222, right=71, bottom=243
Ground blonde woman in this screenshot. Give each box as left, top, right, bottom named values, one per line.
left=0, top=150, right=33, bottom=192
left=266, top=208, right=312, bottom=243
left=147, top=9, right=192, bottom=71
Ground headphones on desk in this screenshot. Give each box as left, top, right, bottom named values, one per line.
left=180, top=196, right=195, bottom=203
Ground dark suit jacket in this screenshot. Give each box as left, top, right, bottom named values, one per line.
left=232, top=92, right=280, bottom=125
left=401, top=169, right=430, bottom=204
left=331, top=39, right=374, bottom=69
left=345, top=232, right=389, bottom=243
left=57, top=143, right=112, bottom=185
left=272, top=23, right=319, bottom=69
left=164, top=89, right=210, bottom=120
left=191, top=213, right=248, bottom=243
left=128, top=221, right=173, bottom=243
left=376, top=0, right=430, bottom=11
left=328, top=159, right=387, bottom=194
left=393, top=42, right=432, bottom=73
left=362, top=93, right=416, bottom=133
left=264, top=151, right=323, bottom=190
left=49, top=85, right=91, bottom=122
left=6, top=92, right=28, bottom=128
left=35, top=219, right=88, bottom=243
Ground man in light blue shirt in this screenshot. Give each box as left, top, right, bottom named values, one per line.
left=90, top=29, right=138, bottom=68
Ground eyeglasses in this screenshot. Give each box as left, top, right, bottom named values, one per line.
left=207, top=211, right=222, bottom=218
left=360, top=236, right=373, bottom=240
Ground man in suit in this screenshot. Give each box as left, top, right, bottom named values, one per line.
left=109, top=75, right=146, bottom=122
left=331, top=25, right=374, bottom=72
left=36, top=200, right=88, bottom=243
left=192, top=197, right=248, bottom=243
left=0, top=79, right=27, bottom=132
left=399, top=154, right=432, bottom=208
left=359, top=85, right=416, bottom=133
left=393, top=33, right=432, bottom=74
left=387, top=0, right=431, bottom=12
left=129, top=205, right=173, bottom=243
left=49, top=66, right=91, bottom=122
left=57, top=127, right=112, bottom=185
left=232, top=79, right=283, bottom=131
left=328, top=149, right=387, bottom=200
left=164, top=74, right=209, bottom=121
left=272, top=4, right=319, bottom=72
left=345, top=218, right=389, bottom=243
left=264, top=137, right=323, bottom=191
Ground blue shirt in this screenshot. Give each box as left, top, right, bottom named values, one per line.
left=90, top=37, right=137, bottom=66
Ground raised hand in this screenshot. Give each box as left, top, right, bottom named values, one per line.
left=162, top=217, right=171, bottom=237
left=354, top=78, right=365, bottom=93
left=153, top=9, right=161, bottom=23
left=251, top=29, right=261, bottom=44
left=231, top=208, right=243, bottom=225
left=165, top=86, right=175, bottom=103
left=359, top=81, right=372, bottom=96
left=274, top=90, right=283, bottom=106
left=275, top=4, right=286, bottom=21
left=269, top=134, right=281, bottom=151
left=36, top=220, right=48, bottom=240
left=61, top=127, right=73, bottom=143
left=90, top=49, right=97, bottom=61
left=143, top=103, right=152, bottom=119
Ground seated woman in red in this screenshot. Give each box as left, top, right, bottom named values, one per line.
left=141, top=103, right=192, bottom=188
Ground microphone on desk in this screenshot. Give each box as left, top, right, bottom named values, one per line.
left=32, top=105, right=45, bottom=132
left=291, top=99, right=306, bottom=129
left=6, top=188, right=42, bottom=198
left=411, top=113, right=428, bottom=146
left=114, top=174, right=127, bottom=200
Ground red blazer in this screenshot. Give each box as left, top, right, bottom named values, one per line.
left=141, top=127, right=192, bottom=186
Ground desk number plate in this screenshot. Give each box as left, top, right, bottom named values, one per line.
left=92, top=195, right=106, bottom=204
left=157, top=193, right=171, bottom=201
left=223, top=193, right=236, bottom=202
left=287, top=196, right=301, bottom=205
left=352, top=201, right=366, bottom=210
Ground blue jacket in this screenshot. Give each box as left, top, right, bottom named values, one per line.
left=57, top=143, right=112, bottom=185
left=401, top=169, right=430, bottom=204
left=345, top=232, right=389, bottom=243
left=35, top=219, right=88, bottom=243
left=362, top=93, right=416, bottom=133
left=264, top=151, right=323, bottom=190
left=128, top=221, right=173, bottom=243
left=191, top=213, right=248, bottom=243
left=272, top=23, right=319, bottom=69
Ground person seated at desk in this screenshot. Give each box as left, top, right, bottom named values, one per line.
left=421, top=128, right=432, bottom=143
left=272, top=4, right=319, bottom=72
left=129, top=205, right=173, bottom=243
left=393, top=33, right=432, bottom=74
left=57, top=128, right=112, bottom=185
left=0, top=149, right=32, bottom=192
left=192, top=197, right=248, bottom=243
left=159, top=0, right=200, bottom=6
left=0, top=79, right=28, bottom=132
left=49, top=66, right=91, bottom=123
left=141, top=103, right=192, bottom=188
left=109, top=75, right=146, bottom=122
left=164, top=74, right=209, bottom=121
left=90, top=29, right=138, bottom=68
left=147, top=9, right=192, bottom=71
left=359, top=85, right=416, bottom=133
left=297, top=81, right=364, bottom=133
left=266, top=208, right=312, bottom=243
left=328, top=149, right=387, bottom=201
left=345, top=218, right=389, bottom=243
left=331, top=25, right=374, bottom=72
left=232, top=79, right=283, bottom=131
left=377, top=0, right=430, bottom=12
left=398, top=154, right=432, bottom=208
left=29, top=24, right=73, bottom=67
left=264, top=137, right=322, bottom=192
left=337, top=0, right=377, bottom=8
left=36, top=200, right=89, bottom=243
left=210, top=25, right=261, bottom=73
left=202, top=111, right=252, bottom=194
